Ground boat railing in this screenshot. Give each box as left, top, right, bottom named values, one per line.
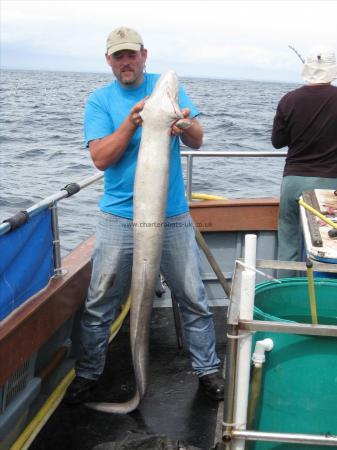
left=0, top=150, right=287, bottom=279
left=182, top=150, right=286, bottom=200
left=0, top=173, right=103, bottom=279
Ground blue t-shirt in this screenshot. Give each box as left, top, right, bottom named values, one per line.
left=84, top=73, right=199, bottom=219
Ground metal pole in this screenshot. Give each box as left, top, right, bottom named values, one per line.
left=51, top=203, right=63, bottom=277
left=186, top=154, right=193, bottom=201
left=0, top=172, right=103, bottom=236
left=232, top=430, right=337, bottom=446
left=240, top=319, right=337, bottom=337
left=222, top=324, right=239, bottom=449
left=181, top=150, right=287, bottom=158
left=256, top=259, right=337, bottom=273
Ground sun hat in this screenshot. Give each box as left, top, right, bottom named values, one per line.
left=302, top=46, right=337, bottom=84
left=106, top=27, right=143, bottom=55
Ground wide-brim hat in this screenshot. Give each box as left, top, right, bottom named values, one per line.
left=302, top=46, right=337, bottom=84
left=106, top=27, right=143, bottom=55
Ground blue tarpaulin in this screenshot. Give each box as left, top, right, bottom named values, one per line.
left=0, top=209, right=54, bottom=320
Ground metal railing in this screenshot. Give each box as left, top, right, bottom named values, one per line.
left=0, top=172, right=103, bottom=277
left=182, top=150, right=286, bottom=200
left=0, top=173, right=103, bottom=237
left=0, top=151, right=286, bottom=276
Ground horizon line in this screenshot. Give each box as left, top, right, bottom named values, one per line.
left=1, top=66, right=301, bottom=85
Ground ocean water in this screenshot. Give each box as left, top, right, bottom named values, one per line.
left=0, top=69, right=295, bottom=253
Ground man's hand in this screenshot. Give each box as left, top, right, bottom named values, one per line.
left=171, top=108, right=192, bottom=136
left=129, top=99, right=147, bottom=127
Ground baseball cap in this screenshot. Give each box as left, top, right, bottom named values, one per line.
left=106, top=27, right=143, bottom=55
left=302, top=46, right=337, bottom=84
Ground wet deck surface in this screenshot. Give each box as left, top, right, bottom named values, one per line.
left=30, top=307, right=226, bottom=450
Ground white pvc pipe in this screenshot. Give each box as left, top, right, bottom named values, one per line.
left=244, top=234, right=257, bottom=268
left=252, top=338, right=274, bottom=366
left=232, top=234, right=257, bottom=450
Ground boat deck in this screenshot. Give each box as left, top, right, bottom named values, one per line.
left=30, top=306, right=227, bottom=450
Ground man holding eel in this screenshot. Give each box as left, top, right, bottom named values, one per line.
left=65, top=27, right=224, bottom=405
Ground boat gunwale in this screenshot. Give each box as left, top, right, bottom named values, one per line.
left=190, top=198, right=279, bottom=231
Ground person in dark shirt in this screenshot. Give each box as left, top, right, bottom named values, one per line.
left=272, top=46, right=337, bottom=271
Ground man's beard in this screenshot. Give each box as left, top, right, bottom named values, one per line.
left=120, top=68, right=137, bottom=85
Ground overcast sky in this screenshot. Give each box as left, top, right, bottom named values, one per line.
left=2, top=0, right=337, bottom=82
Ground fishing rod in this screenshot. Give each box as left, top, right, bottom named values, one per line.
left=288, top=45, right=305, bottom=64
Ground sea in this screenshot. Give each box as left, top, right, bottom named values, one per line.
left=0, top=69, right=296, bottom=254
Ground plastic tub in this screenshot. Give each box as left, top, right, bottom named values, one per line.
left=250, top=278, right=337, bottom=450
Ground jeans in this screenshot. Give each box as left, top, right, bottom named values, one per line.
left=278, top=176, right=337, bottom=277
left=76, top=211, right=220, bottom=379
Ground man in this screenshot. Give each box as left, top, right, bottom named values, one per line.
left=64, top=27, right=224, bottom=404
left=272, top=46, right=337, bottom=272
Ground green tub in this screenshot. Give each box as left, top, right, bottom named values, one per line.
left=250, top=277, right=337, bottom=450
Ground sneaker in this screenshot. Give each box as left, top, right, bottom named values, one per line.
left=63, top=376, right=98, bottom=405
left=199, top=372, right=224, bottom=401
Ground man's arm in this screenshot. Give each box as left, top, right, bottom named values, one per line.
left=89, top=99, right=145, bottom=171
left=89, top=101, right=203, bottom=170
left=271, top=103, right=289, bottom=149
left=181, top=118, right=203, bottom=149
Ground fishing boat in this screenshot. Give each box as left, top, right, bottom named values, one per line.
left=1, top=151, right=337, bottom=450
